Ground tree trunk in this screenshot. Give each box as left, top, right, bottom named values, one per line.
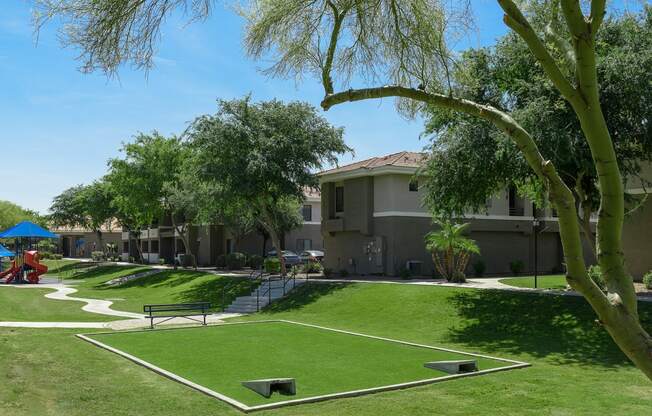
left=131, top=232, right=144, bottom=264
left=96, top=230, right=104, bottom=254
left=172, top=218, right=197, bottom=269
left=268, top=228, right=286, bottom=277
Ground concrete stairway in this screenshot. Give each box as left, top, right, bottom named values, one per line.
left=225, top=278, right=305, bottom=314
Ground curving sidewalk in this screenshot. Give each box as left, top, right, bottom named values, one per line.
left=0, top=283, right=241, bottom=329
left=42, top=286, right=143, bottom=319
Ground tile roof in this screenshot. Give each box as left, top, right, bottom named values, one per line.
left=319, top=151, right=426, bottom=176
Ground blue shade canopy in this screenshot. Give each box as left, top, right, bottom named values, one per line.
left=0, top=244, right=13, bottom=257
left=0, top=221, right=59, bottom=239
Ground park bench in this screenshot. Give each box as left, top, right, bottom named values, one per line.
left=143, top=302, right=211, bottom=329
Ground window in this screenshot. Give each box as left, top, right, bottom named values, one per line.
left=297, top=239, right=312, bottom=251
left=150, top=240, right=159, bottom=254
left=141, top=240, right=149, bottom=253
left=226, top=239, right=234, bottom=254
left=409, top=180, right=419, bottom=192
left=335, top=186, right=344, bottom=212
left=122, top=242, right=129, bottom=253
left=302, top=204, right=313, bottom=222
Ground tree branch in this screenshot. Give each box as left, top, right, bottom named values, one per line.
left=322, top=1, right=347, bottom=95
left=559, top=0, right=589, bottom=37
left=497, top=0, right=584, bottom=107
left=590, top=0, right=606, bottom=33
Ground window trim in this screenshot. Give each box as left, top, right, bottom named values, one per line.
left=302, top=204, right=313, bottom=222
left=335, top=186, right=344, bottom=213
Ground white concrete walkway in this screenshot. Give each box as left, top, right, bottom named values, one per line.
left=0, top=281, right=242, bottom=329
left=5, top=283, right=143, bottom=319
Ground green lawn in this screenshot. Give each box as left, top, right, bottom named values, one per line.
left=1, top=283, right=651, bottom=415
left=499, top=274, right=568, bottom=290
left=71, top=265, right=260, bottom=313
left=0, top=287, right=116, bottom=322
left=88, top=321, right=510, bottom=407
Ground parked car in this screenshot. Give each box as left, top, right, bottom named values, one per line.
left=267, top=250, right=302, bottom=267
left=300, top=250, right=324, bottom=263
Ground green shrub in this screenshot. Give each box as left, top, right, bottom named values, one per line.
left=52, top=254, right=63, bottom=260
left=216, top=254, right=226, bottom=268
left=398, top=267, right=412, bottom=280
left=39, top=252, right=52, bottom=260
left=302, top=262, right=323, bottom=273
left=264, top=257, right=281, bottom=273
left=225, top=252, right=247, bottom=270
left=473, top=260, right=486, bottom=277
left=91, top=251, right=106, bottom=262
left=323, top=267, right=333, bottom=278
left=643, top=271, right=652, bottom=290
left=509, top=260, right=524, bottom=276
left=588, top=265, right=606, bottom=291
left=248, top=254, right=264, bottom=269
left=158, top=258, right=166, bottom=265
left=339, top=269, right=349, bottom=277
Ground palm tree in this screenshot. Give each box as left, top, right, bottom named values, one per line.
left=425, top=220, right=480, bottom=282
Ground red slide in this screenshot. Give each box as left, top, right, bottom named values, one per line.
left=0, top=261, right=21, bottom=284
left=24, top=251, right=48, bottom=284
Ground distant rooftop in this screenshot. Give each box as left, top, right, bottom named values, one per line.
left=320, top=151, right=426, bottom=177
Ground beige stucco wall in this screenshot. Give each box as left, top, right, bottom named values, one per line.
left=370, top=174, right=534, bottom=218
left=373, top=174, right=427, bottom=213
left=323, top=214, right=567, bottom=277
left=623, top=197, right=652, bottom=279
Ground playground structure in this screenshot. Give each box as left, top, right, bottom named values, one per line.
left=0, top=221, right=58, bottom=284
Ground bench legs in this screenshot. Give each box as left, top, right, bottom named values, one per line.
left=147, top=314, right=208, bottom=329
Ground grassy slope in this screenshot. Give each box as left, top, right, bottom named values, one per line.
left=71, top=266, right=259, bottom=313
left=1, top=283, right=650, bottom=415
left=500, top=275, right=568, bottom=289
left=41, top=259, right=81, bottom=276
left=90, top=321, right=506, bottom=406
left=0, top=287, right=116, bottom=322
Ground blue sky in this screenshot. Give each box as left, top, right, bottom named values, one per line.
left=0, top=1, right=509, bottom=213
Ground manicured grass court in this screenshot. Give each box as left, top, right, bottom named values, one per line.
left=84, top=320, right=527, bottom=410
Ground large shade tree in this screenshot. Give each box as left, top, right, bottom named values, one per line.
left=50, top=181, right=117, bottom=251
left=421, top=10, right=652, bottom=260
left=186, top=97, right=349, bottom=275
left=35, top=0, right=652, bottom=378
left=106, top=133, right=191, bottom=264
left=0, top=201, right=44, bottom=231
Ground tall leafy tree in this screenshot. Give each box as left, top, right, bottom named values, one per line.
left=49, top=185, right=88, bottom=229
left=106, top=133, right=190, bottom=263
left=422, top=10, right=652, bottom=258
left=35, top=0, right=652, bottom=379
left=49, top=181, right=116, bottom=251
left=0, top=201, right=44, bottom=231
left=187, top=97, right=349, bottom=275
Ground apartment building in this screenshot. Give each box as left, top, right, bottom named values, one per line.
left=53, top=223, right=122, bottom=258
left=319, top=151, right=595, bottom=277
left=121, top=189, right=323, bottom=265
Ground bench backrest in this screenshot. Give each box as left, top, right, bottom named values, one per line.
left=144, top=302, right=211, bottom=314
